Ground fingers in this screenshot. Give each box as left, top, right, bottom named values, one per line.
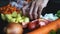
left=33, top=0, right=43, bottom=19
left=22, top=5, right=29, bottom=16
left=29, top=0, right=43, bottom=20
left=29, top=0, right=36, bottom=20
left=41, top=0, right=49, bottom=8
left=33, top=0, right=39, bottom=19
left=37, top=5, right=43, bottom=18
left=37, top=0, right=49, bottom=18
left=22, top=0, right=49, bottom=20
left=33, top=4, right=38, bottom=19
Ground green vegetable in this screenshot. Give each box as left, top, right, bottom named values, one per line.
left=16, top=14, right=22, bottom=23
left=10, top=18, right=16, bottom=22
left=24, top=17, right=29, bottom=22
left=20, top=11, right=22, bottom=16
left=1, top=14, right=5, bottom=20
left=18, top=19, right=24, bottom=23
left=5, top=14, right=12, bottom=22
left=1, top=11, right=30, bottom=23
left=5, top=14, right=12, bottom=20
left=49, top=30, right=56, bottom=34
left=56, top=10, right=60, bottom=18
left=22, top=16, right=25, bottom=19
left=12, top=11, right=17, bottom=18
left=17, top=14, right=22, bottom=19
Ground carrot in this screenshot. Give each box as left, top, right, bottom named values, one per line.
left=56, top=19, right=60, bottom=28
left=27, top=19, right=60, bottom=34
left=0, top=4, right=20, bottom=14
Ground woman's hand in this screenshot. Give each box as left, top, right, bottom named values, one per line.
left=22, top=0, right=49, bottom=20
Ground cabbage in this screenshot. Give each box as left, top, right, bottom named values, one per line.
left=16, top=14, right=22, bottom=23
left=5, top=14, right=12, bottom=22
left=1, top=14, right=5, bottom=20
left=18, top=19, right=24, bottom=23
left=5, top=14, right=12, bottom=20
left=1, top=11, right=30, bottom=23
left=24, top=17, right=29, bottom=22
left=10, top=18, right=16, bottom=22
left=12, top=11, right=17, bottom=18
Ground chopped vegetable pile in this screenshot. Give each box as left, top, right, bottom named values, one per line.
left=0, top=5, right=30, bottom=23
left=0, top=4, right=20, bottom=14
left=1, top=11, right=29, bottom=23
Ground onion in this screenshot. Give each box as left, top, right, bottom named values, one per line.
left=27, top=19, right=39, bottom=30
left=28, top=22, right=37, bottom=30
left=38, top=19, right=49, bottom=27
left=4, top=23, right=23, bottom=34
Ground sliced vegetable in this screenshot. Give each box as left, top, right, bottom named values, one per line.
left=18, top=19, right=24, bottom=23
left=28, top=22, right=37, bottom=30
left=5, top=14, right=12, bottom=22
left=24, top=17, right=29, bottom=22
left=1, top=14, right=5, bottom=20
left=11, top=11, right=17, bottom=17
left=10, top=18, right=16, bottom=22
left=1, top=11, right=30, bottom=23
left=16, top=14, right=22, bottom=23
left=38, top=19, right=49, bottom=27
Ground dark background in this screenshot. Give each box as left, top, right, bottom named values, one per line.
left=0, top=0, right=60, bottom=34
left=42, top=0, right=60, bottom=15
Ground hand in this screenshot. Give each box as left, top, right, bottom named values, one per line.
left=22, top=0, right=49, bottom=20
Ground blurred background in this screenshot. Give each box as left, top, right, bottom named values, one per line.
left=0, top=0, right=60, bottom=34
left=42, top=0, right=60, bottom=15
